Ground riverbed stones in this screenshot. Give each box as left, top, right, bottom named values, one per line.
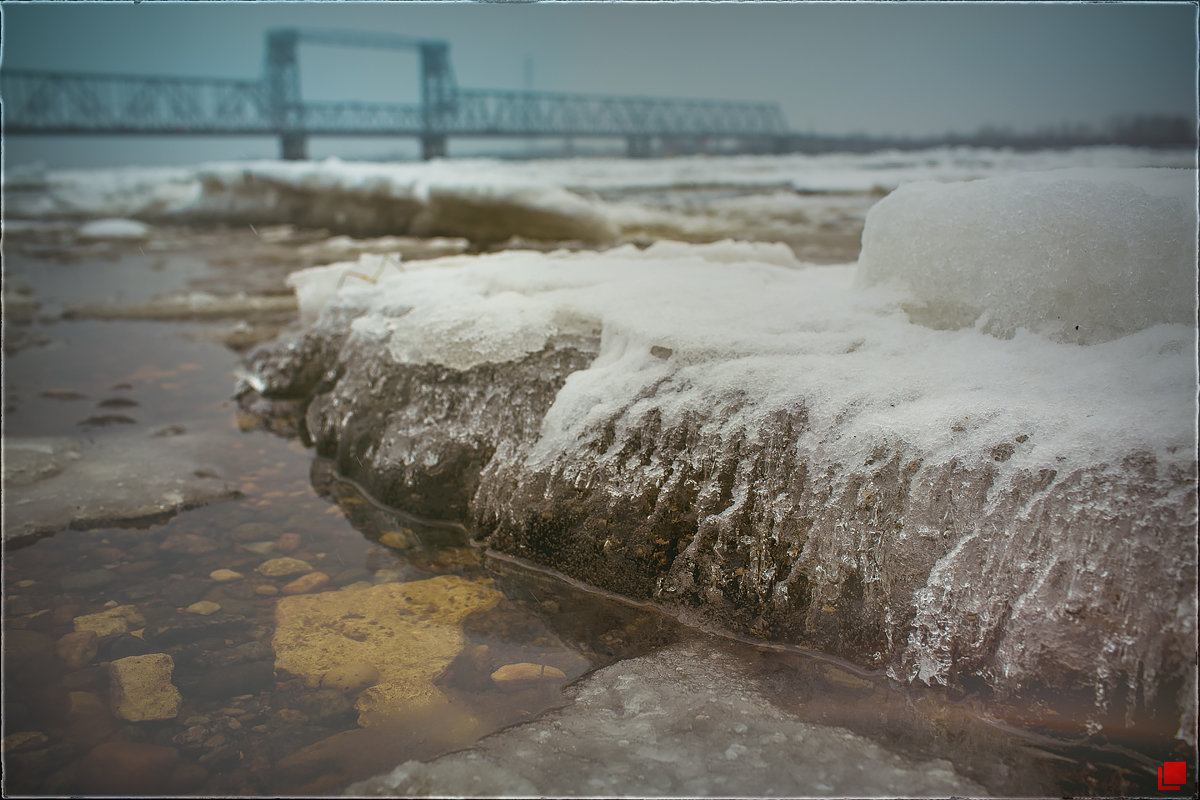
left=378, top=529, right=415, bottom=550
left=490, top=662, right=567, bottom=691
left=256, top=557, right=312, bottom=577
left=108, top=653, right=182, bottom=722
left=281, top=571, right=330, bottom=595
left=272, top=575, right=502, bottom=726
left=55, top=630, right=99, bottom=670
left=73, top=605, right=145, bottom=638
left=274, top=532, right=302, bottom=553
left=186, top=601, right=221, bottom=616
left=209, top=568, right=244, bottom=582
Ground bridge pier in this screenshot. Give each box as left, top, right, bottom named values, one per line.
left=421, top=134, right=447, bottom=160
left=626, top=135, right=653, bottom=158
left=280, top=132, right=307, bottom=160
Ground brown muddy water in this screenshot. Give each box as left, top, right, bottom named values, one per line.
left=1, top=226, right=1189, bottom=797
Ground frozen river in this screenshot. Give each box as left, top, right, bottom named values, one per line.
left=2, top=147, right=1196, bottom=796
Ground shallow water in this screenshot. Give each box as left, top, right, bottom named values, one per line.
left=2, top=227, right=1191, bottom=797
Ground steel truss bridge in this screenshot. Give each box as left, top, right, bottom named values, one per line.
left=1, top=27, right=792, bottom=160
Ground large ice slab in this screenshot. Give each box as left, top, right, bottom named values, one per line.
left=348, top=639, right=988, bottom=798
left=244, top=168, right=1198, bottom=744
left=3, top=428, right=240, bottom=543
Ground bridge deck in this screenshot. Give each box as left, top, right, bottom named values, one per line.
left=2, top=69, right=789, bottom=140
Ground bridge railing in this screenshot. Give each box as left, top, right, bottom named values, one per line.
left=299, top=100, right=426, bottom=134
left=2, top=69, right=271, bottom=134
left=449, top=89, right=789, bottom=137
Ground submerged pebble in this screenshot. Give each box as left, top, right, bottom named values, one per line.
left=490, top=662, right=567, bottom=690
left=186, top=601, right=221, bottom=616
left=255, top=557, right=312, bottom=577
left=281, top=571, right=330, bottom=595
left=209, top=569, right=244, bottom=582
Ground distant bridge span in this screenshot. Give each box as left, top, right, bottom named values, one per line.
left=1, top=27, right=792, bottom=160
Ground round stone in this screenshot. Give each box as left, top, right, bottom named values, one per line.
left=490, top=662, right=567, bottom=691
left=209, top=569, right=244, bottom=583
left=379, top=530, right=415, bottom=550
left=186, top=601, right=221, bottom=616
left=256, top=557, right=313, bottom=578
left=281, top=571, right=330, bottom=596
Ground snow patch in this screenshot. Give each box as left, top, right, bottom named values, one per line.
left=857, top=168, right=1197, bottom=343
left=76, top=218, right=152, bottom=241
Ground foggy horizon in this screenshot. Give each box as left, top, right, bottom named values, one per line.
left=1, top=1, right=1196, bottom=169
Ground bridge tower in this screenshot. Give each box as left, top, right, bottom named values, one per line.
left=266, top=30, right=307, bottom=160
left=264, top=28, right=458, bottom=161
left=419, top=41, right=454, bottom=160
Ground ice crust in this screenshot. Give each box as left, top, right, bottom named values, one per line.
left=248, top=167, right=1198, bottom=744
left=348, top=639, right=988, bottom=797
left=283, top=230, right=1193, bottom=481
left=8, top=147, right=1194, bottom=247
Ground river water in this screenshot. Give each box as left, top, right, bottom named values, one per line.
left=2, top=163, right=1192, bottom=796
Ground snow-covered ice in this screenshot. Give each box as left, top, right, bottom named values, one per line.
left=858, top=167, right=1197, bottom=343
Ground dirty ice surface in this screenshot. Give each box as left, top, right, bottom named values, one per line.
left=350, top=638, right=987, bottom=798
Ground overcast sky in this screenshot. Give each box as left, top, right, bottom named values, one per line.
left=2, top=1, right=1196, bottom=168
